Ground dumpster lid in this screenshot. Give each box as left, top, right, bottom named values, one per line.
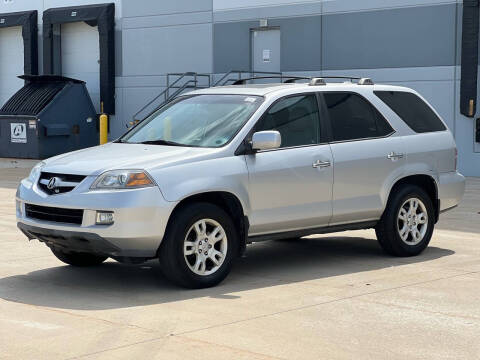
left=18, top=75, right=86, bottom=84
left=0, top=75, right=80, bottom=116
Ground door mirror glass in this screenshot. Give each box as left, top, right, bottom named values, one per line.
left=251, top=131, right=281, bottom=151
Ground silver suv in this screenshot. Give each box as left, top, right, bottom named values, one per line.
left=16, top=77, right=465, bottom=288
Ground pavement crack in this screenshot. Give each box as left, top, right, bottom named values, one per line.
left=356, top=297, right=480, bottom=322
left=170, top=270, right=479, bottom=337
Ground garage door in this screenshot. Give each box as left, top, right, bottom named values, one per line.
left=0, top=26, right=24, bottom=107
left=61, top=22, right=100, bottom=112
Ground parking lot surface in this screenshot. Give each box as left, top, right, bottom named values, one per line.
left=0, top=159, right=479, bottom=359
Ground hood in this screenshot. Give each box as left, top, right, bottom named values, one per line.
left=43, top=143, right=220, bottom=175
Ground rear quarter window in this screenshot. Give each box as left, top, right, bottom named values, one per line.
left=374, top=91, right=446, bottom=133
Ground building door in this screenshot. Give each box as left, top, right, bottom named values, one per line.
left=251, top=29, right=280, bottom=73
left=0, top=26, right=24, bottom=106
left=61, top=22, right=100, bottom=112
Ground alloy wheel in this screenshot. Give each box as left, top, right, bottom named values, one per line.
left=397, top=197, right=428, bottom=246
left=183, top=219, right=228, bottom=276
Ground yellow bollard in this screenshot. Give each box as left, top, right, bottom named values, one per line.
left=100, top=113, right=108, bottom=144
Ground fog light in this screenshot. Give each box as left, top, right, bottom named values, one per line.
left=96, top=211, right=114, bottom=225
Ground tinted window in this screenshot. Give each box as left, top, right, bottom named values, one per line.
left=324, top=93, right=394, bottom=141
left=374, top=91, right=446, bottom=133
left=255, top=94, right=320, bottom=148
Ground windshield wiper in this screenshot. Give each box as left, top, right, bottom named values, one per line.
left=138, top=139, right=188, bottom=146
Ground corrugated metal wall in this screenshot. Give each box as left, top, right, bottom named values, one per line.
left=0, top=0, right=478, bottom=175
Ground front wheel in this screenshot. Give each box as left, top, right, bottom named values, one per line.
left=51, top=248, right=108, bottom=266
left=159, top=203, right=238, bottom=288
left=375, top=185, right=435, bottom=257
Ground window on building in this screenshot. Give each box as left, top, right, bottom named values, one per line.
left=255, top=94, right=320, bottom=148
left=324, top=92, right=394, bottom=142
left=374, top=91, right=447, bottom=133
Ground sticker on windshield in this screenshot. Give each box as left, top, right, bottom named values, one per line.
left=244, top=97, right=257, bottom=103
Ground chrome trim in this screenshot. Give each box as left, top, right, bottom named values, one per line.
left=387, top=152, right=405, bottom=160
left=39, top=178, right=80, bottom=188
left=312, top=160, right=331, bottom=168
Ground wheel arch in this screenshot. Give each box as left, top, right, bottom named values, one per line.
left=385, top=174, right=440, bottom=223
left=162, top=191, right=249, bottom=256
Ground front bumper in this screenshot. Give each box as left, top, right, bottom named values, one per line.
left=438, top=171, right=466, bottom=212
left=16, top=176, right=177, bottom=258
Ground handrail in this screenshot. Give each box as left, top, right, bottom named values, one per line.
left=132, top=72, right=210, bottom=121
left=135, top=80, right=198, bottom=122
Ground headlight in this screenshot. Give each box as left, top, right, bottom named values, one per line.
left=28, top=162, right=45, bottom=182
left=91, top=170, right=155, bottom=189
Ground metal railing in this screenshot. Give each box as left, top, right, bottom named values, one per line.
left=132, top=70, right=283, bottom=124
left=132, top=72, right=211, bottom=122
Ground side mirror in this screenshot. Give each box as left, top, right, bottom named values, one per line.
left=251, top=130, right=281, bottom=151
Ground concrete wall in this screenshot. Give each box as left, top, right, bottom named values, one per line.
left=0, top=0, right=478, bottom=175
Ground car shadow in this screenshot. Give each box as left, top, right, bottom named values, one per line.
left=0, top=235, right=454, bottom=310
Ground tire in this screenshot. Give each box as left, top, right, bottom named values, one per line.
left=159, top=202, right=238, bottom=288
left=375, top=184, right=435, bottom=257
left=51, top=248, right=108, bottom=266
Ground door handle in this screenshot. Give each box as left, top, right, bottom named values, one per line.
left=313, top=160, right=331, bottom=168
left=387, top=152, right=404, bottom=160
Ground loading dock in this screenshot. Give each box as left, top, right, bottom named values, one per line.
left=0, top=10, right=37, bottom=106
left=42, top=3, right=115, bottom=115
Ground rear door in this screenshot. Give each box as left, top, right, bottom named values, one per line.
left=245, top=93, right=333, bottom=235
left=321, top=92, right=406, bottom=225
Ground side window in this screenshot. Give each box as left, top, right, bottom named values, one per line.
left=374, top=91, right=447, bottom=133
left=324, top=92, right=394, bottom=142
left=255, top=94, right=320, bottom=148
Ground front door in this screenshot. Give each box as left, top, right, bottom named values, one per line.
left=251, top=29, right=280, bottom=73
left=245, top=94, right=333, bottom=235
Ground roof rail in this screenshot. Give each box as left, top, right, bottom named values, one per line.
left=232, top=76, right=310, bottom=85
left=231, top=75, right=374, bottom=86
left=317, top=76, right=374, bottom=85
left=358, top=78, right=374, bottom=85
left=309, top=78, right=326, bottom=86
left=284, top=76, right=311, bottom=83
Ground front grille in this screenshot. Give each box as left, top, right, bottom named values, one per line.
left=38, top=172, right=87, bottom=195
left=25, top=204, right=84, bottom=225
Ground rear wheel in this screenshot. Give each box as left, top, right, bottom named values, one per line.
left=159, top=202, right=238, bottom=288
left=51, top=248, right=108, bottom=266
left=376, top=185, right=434, bottom=257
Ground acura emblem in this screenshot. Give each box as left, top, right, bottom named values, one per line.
left=47, top=177, right=60, bottom=190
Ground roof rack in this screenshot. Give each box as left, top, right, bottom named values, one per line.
left=358, top=78, right=374, bottom=85
left=308, top=76, right=374, bottom=86
left=232, top=76, right=311, bottom=85
left=309, top=78, right=326, bottom=86
left=232, top=76, right=375, bottom=86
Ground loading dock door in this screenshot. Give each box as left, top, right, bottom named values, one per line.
left=0, top=26, right=24, bottom=106
left=61, top=22, right=100, bottom=112
left=251, top=29, right=280, bottom=73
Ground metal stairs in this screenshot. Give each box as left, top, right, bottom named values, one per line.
left=131, top=70, right=282, bottom=123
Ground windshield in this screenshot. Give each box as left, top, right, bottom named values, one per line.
left=121, top=94, right=263, bottom=147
